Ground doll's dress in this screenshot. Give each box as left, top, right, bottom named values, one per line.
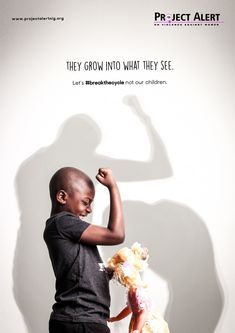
left=127, top=287, right=170, bottom=333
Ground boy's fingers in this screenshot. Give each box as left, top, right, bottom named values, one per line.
left=96, top=174, right=103, bottom=182
left=98, top=167, right=111, bottom=176
left=98, top=170, right=108, bottom=179
left=98, top=170, right=105, bottom=177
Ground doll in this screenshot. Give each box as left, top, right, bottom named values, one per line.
left=107, top=242, right=170, bottom=333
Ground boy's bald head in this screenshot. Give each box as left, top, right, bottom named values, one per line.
left=49, top=167, right=94, bottom=203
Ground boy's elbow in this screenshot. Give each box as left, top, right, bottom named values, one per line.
left=114, top=232, right=125, bottom=245
left=107, top=225, right=125, bottom=244
left=120, top=232, right=125, bottom=243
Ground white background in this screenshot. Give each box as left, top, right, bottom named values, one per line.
left=1, top=1, right=235, bottom=332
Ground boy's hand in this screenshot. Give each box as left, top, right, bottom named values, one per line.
left=96, top=168, right=116, bottom=188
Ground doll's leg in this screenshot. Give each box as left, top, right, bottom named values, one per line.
left=129, top=317, right=134, bottom=333
left=130, top=317, right=141, bottom=333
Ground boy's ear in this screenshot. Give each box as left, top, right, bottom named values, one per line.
left=56, top=190, right=68, bottom=205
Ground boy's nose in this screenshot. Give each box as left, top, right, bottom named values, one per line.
left=86, top=206, right=92, bottom=213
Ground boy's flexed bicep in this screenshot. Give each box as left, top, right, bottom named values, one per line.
left=80, top=224, right=123, bottom=245
left=81, top=168, right=125, bottom=245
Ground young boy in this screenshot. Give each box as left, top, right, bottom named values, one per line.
left=43, top=167, right=124, bottom=333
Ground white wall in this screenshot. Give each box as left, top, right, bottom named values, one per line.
left=1, top=1, right=235, bottom=332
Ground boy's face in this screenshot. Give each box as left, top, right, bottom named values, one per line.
left=63, top=181, right=95, bottom=219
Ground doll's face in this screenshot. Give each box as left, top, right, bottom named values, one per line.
left=141, top=247, right=149, bottom=260
left=131, top=242, right=149, bottom=261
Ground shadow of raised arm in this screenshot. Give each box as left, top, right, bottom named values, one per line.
left=99, top=95, right=172, bottom=181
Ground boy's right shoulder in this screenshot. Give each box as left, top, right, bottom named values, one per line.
left=46, top=211, right=79, bottom=225
left=44, top=211, right=90, bottom=242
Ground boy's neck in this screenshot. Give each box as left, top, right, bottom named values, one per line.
left=50, top=206, right=64, bottom=217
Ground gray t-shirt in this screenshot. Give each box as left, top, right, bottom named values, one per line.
left=43, top=211, right=110, bottom=324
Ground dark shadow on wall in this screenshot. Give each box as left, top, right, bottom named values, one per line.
left=13, top=96, right=172, bottom=333
left=102, top=200, right=224, bottom=333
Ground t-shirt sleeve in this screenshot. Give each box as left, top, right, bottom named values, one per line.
left=56, top=213, right=90, bottom=242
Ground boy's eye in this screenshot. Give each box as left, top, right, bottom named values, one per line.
left=82, top=201, right=89, bottom=206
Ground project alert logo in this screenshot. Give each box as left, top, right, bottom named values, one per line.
left=154, top=12, right=223, bottom=26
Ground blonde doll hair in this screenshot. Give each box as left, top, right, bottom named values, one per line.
left=107, top=242, right=148, bottom=287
